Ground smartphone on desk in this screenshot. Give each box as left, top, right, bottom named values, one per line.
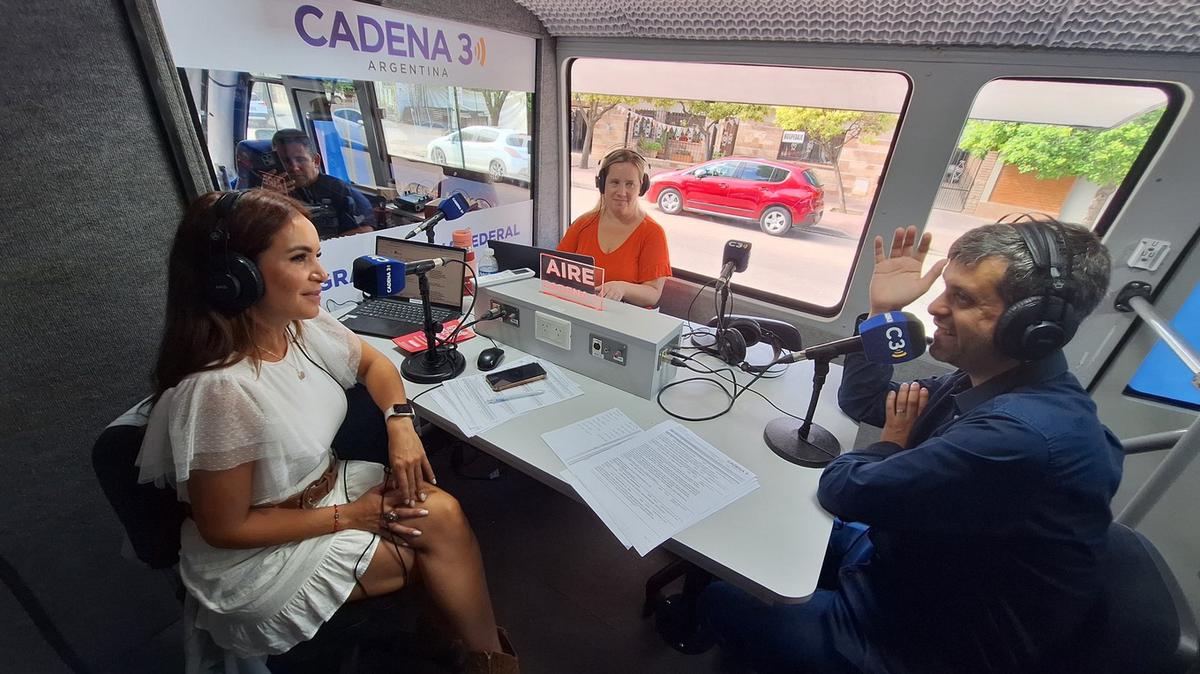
left=485, top=363, right=547, bottom=392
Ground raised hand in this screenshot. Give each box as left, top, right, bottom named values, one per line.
left=869, top=226, right=947, bottom=315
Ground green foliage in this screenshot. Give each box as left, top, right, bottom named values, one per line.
left=688, top=101, right=770, bottom=124
left=572, top=92, right=643, bottom=118
left=638, top=139, right=663, bottom=153
left=774, top=107, right=894, bottom=157
left=957, top=109, right=1164, bottom=187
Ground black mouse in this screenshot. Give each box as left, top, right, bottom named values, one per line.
left=477, top=347, right=505, bottom=371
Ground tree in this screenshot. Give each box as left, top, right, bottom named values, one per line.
left=649, top=100, right=769, bottom=160
left=571, top=93, right=643, bottom=168
left=468, top=88, right=511, bottom=126
left=958, top=109, right=1164, bottom=224
left=775, top=107, right=894, bottom=213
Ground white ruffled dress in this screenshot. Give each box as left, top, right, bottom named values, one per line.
left=137, top=310, right=384, bottom=660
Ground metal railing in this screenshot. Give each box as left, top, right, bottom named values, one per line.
left=1114, top=285, right=1200, bottom=528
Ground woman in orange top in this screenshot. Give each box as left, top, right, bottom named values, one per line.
left=558, top=148, right=672, bottom=306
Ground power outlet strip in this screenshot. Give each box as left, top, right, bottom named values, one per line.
left=534, top=311, right=572, bottom=350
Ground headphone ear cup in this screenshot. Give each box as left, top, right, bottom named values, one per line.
left=206, top=252, right=264, bottom=314
left=995, top=296, right=1068, bottom=361
left=595, top=170, right=605, bottom=194
left=725, top=319, right=763, bottom=348
left=640, top=174, right=650, bottom=196
left=717, top=328, right=747, bottom=365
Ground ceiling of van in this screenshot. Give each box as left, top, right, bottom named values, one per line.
left=514, top=0, right=1200, bottom=53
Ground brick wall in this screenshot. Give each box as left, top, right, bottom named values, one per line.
left=985, top=164, right=1075, bottom=217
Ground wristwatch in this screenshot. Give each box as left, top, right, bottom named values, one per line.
left=384, top=403, right=417, bottom=423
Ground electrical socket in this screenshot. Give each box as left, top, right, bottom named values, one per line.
left=534, top=311, right=572, bottom=350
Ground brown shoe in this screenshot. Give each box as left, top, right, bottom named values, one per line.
left=462, top=627, right=519, bottom=674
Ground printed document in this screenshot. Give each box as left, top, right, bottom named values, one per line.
left=557, top=419, right=759, bottom=555
left=426, top=356, right=583, bottom=437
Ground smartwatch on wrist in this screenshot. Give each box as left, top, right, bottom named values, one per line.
left=384, top=403, right=416, bottom=423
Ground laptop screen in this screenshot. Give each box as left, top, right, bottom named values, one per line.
left=374, top=237, right=467, bottom=309
left=488, top=240, right=595, bottom=277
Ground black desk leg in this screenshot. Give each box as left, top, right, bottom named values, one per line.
left=642, top=559, right=716, bottom=654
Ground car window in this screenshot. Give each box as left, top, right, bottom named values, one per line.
left=474, top=128, right=499, bottom=142
left=736, top=163, right=777, bottom=182
left=507, top=134, right=530, bottom=148
left=801, top=169, right=822, bottom=187
left=770, top=167, right=789, bottom=183
left=458, top=130, right=476, bottom=142
left=705, top=161, right=739, bottom=178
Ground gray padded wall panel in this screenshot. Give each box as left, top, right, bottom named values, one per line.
left=516, top=0, right=1200, bottom=53
left=382, top=0, right=562, bottom=245
left=0, top=0, right=185, bottom=670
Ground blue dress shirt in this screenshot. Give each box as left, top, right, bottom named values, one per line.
left=823, top=349, right=1124, bottom=673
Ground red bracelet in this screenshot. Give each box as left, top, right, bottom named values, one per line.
left=333, top=503, right=341, bottom=532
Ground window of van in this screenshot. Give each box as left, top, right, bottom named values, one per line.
left=567, top=58, right=910, bottom=312
left=906, top=79, right=1177, bottom=335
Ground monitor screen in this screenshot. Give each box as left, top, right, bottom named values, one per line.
left=374, top=237, right=467, bottom=309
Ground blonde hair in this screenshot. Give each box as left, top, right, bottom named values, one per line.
left=589, top=148, right=649, bottom=217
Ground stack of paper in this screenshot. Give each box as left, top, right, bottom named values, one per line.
left=544, top=409, right=760, bottom=555
left=426, top=356, right=583, bottom=437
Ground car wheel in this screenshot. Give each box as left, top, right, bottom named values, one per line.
left=432, top=148, right=447, bottom=164
left=657, top=188, right=683, bottom=215
left=759, top=206, right=792, bottom=236
left=489, top=159, right=505, bottom=181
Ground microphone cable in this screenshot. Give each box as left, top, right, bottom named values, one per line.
left=657, top=350, right=804, bottom=422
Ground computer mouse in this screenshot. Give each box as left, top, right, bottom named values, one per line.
left=477, top=347, right=505, bottom=371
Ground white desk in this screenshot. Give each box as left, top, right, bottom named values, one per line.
left=360, top=321, right=859, bottom=604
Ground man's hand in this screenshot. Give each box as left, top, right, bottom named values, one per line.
left=869, top=226, right=947, bottom=315
left=880, top=382, right=929, bottom=448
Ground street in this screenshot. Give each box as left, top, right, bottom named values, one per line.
left=567, top=163, right=988, bottom=313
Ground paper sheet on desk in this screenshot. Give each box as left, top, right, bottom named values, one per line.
left=567, top=420, right=760, bottom=556
left=542, top=408, right=645, bottom=550
left=426, top=357, right=583, bottom=437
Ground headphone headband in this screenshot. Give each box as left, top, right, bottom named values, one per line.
left=595, top=148, right=650, bottom=196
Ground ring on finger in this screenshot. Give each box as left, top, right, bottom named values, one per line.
left=384, top=511, right=400, bottom=523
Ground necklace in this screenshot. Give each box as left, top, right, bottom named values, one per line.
left=259, top=343, right=306, bottom=380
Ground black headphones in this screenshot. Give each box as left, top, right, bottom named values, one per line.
left=595, top=148, right=650, bottom=197
left=712, top=318, right=787, bottom=373
left=993, top=219, right=1080, bottom=361
left=204, top=190, right=265, bottom=314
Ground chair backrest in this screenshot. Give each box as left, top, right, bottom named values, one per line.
left=1043, top=522, right=1199, bottom=673
left=91, top=401, right=186, bottom=569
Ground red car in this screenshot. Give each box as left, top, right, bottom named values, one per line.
left=646, top=157, right=824, bottom=236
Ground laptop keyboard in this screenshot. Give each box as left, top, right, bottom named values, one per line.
left=355, top=298, right=456, bottom=325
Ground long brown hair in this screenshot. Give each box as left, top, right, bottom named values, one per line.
left=152, top=189, right=310, bottom=401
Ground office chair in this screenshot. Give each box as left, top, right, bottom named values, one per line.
left=1037, top=522, right=1198, bottom=674
left=91, top=389, right=427, bottom=674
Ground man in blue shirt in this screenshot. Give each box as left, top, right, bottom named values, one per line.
left=700, top=217, right=1123, bottom=673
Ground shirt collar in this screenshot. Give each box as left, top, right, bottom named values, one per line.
left=953, top=350, right=1069, bottom=415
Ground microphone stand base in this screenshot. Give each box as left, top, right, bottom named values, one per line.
left=401, top=347, right=466, bottom=384
left=763, top=417, right=841, bottom=468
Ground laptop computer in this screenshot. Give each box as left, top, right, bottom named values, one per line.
left=337, top=237, right=468, bottom=338
left=488, top=240, right=595, bottom=277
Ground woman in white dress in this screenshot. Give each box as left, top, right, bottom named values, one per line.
left=137, top=189, right=518, bottom=673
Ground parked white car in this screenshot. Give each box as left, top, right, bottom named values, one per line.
left=426, top=126, right=531, bottom=182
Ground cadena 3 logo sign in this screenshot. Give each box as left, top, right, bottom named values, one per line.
left=294, top=4, right=489, bottom=72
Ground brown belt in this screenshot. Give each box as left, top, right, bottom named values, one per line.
left=263, top=457, right=338, bottom=510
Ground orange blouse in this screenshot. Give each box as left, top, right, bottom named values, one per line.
left=557, top=212, right=672, bottom=285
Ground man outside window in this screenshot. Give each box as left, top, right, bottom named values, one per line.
left=700, top=217, right=1123, bottom=673
left=267, top=129, right=374, bottom=239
